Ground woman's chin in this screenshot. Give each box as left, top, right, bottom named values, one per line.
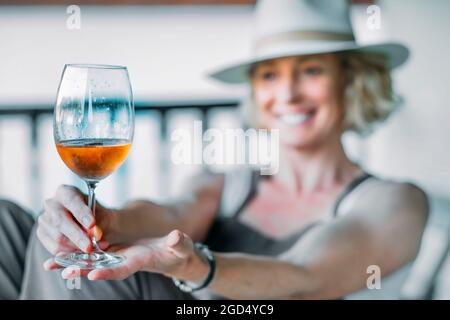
left=278, top=127, right=318, bottom=149
left=279, top=136, right=318, bottom=150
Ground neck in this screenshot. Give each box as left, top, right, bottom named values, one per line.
left=275, top=137, right=362, bottom=195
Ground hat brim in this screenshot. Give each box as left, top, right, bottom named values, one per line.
left=208, top=42, right=409, bottom=84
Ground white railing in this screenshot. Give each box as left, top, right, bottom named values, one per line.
left=0, top=100, right=240, bottom=215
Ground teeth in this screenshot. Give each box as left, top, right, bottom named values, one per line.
left=279, top=114, right=311, bottom=126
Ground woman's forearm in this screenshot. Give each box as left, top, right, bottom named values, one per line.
left=109, top=201, right=184, bottom=243
left=109, top=196, right=217, bottom=244
left=202, top=253, right=318, bottom=300
left=106, top=173, right=222, bottom=244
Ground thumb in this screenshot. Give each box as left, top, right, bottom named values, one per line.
left=165, top=230, right=193, bottom=259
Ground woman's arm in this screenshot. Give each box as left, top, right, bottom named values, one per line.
left=110, top=172, right=224, bottom=243
left=204, top=182, right=429, bottom=299
left=38, top=172, right=223, bottom=256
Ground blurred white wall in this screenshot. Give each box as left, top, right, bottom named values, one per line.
left=351, top=0, right=450, bottom=299
left=0, top=1, right=449, bottom=209
left=360, top=0, right=450, bottom=201
left=0, top=5, right=251, bottom=211
left=0, top=5, right=252, bottom=104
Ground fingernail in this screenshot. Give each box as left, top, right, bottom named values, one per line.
left=82, top=215, right=93, bottom=228
left=61, top=270, right=69, bottom=279
left=167, top=230, right=180, bottom=247
left=88, top=225, right=103, bottom=241
left=43, top=259, right=53, bottom=270
left=79, top=238, right=90, bottom=252
left=62, top=268, right=75, bottom=279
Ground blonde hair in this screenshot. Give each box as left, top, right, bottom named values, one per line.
left=242, top=51, right=401, bottom=135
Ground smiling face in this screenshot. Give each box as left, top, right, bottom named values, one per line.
left=251, top=54, right=345, bottom=150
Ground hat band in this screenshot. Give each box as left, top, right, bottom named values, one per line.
left=253, top=30, right=355, bottom=52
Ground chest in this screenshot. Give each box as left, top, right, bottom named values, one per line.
left=238, top=180, right=342, bottom=239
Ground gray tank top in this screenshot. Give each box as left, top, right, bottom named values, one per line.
left=201, top=170, right=412, bottom=300
left=204, top=170, right=373, bottom=255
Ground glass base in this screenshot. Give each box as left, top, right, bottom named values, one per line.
left=55, top=251, right=125, bottom=269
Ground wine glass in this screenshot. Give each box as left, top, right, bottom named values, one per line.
left=53, top=64, right=134, bottom=269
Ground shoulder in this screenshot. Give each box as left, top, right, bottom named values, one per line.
left=359, top=178, right=430, bottom=263
left=191, top=171, right=225, bottom=196
left=362, top=177, right=428, bottom=211
left=175, top=170, right=225, bottom=205
left=344, top=176, right=429, bottom=230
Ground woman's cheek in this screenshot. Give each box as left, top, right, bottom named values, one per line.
left=301, top=79, right=332, bottom=102
left=254, top=90, right=274, bottom=119
left=254, top=87, right=272, bottom=107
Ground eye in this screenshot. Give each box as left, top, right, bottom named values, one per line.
left=258, top=71, right=277, bottom=81
left=304, top=67, right=323, bottom=76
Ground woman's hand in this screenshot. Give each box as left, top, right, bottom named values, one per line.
left=37, top=185, right=118, bottom=255
left=43, top=230, right=209, bottom=283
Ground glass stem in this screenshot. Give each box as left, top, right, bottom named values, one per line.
left=86, top=181, right=100, bottom=252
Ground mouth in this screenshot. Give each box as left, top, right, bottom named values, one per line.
left=277, top=109, right=317, bottom=127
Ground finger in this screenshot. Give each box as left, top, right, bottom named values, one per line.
left=46, top=200, right=92, bottom=252
left=43, top=258, right=63, bottom=271
left=87, top=225, right=104, bottom=242
left=55, top=185, right=94, bottom=229
left=38, top=214, right=78, bottom=252
left=59, top=215, right=92, bottom=253
left=36, top=226, right=60, bottom=255
left=165, top=230, right=193, bottom=259
left=107, top=244, right=126, bottom=252
left=97, top=240, right=110, bottom=251
left=87, top=265, right=130, bottom=281
left=61, top=266, right=90, bottom=279
left=87, top=246, right=145, bottom=281
left=37, top=225, right=77, bottom=259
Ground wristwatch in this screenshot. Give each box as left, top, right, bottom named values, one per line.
left=172, top=242, right=216, bottom=293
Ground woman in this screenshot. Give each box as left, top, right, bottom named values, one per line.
left=1, top=0, right=428, bottom=300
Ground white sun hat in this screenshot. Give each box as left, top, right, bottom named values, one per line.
left=208, top=0, right=409, bottom=84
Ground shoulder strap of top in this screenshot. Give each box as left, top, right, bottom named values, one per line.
left=222, top=170, right=373, bottom=219
left=218, top=168, right=258, bottom=218
left=232, top=169, right=261, bottom=219
left=331, top=173, right=373, bottom=217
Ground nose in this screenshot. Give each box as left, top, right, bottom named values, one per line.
left=275, top=73, right=301, bottom=104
